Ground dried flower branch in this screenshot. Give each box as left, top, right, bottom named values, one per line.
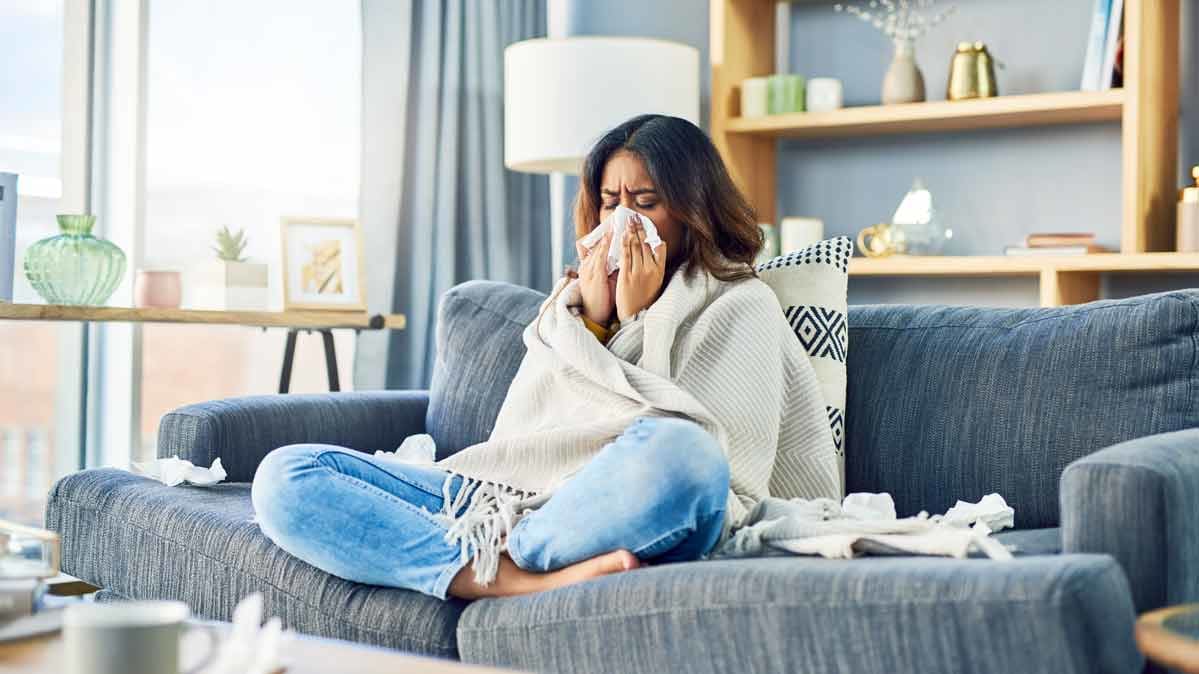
left=834, top=0, right=956, bottom=42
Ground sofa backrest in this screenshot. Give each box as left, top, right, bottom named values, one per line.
left=426, top=280, right=543, bottom=458
left=845, top=290, right=1199, bottom=528
left=428, top=281, right=1199, bottom=530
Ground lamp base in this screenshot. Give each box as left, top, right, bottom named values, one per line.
left=551, top=172, right=566, bottom=282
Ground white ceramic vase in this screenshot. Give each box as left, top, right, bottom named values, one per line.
left=882, top=38, right=926, bottom=104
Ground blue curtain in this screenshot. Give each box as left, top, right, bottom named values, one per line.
left=356, top=0, right=550, bottom=390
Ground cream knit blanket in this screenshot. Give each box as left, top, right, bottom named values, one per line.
left=435, top=265, right=842, bottom=583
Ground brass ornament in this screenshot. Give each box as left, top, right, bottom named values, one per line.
left=947, top=41, right=998, bottom=101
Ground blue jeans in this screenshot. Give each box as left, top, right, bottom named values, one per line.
left=251, top=417, right=730, bottom=599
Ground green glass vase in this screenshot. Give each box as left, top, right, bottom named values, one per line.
left=24, top=215, right=127, bottom=306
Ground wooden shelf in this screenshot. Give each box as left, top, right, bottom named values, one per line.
left=0, top=304, right=407, bottom=330
left=725, top=90, right=1126, bottom=140
left=849, top=253, right=1199, bottom=307
left=849, top=252, right=1199, bottom=277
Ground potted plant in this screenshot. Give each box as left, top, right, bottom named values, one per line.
left=188, top=226, right=269, bottom=310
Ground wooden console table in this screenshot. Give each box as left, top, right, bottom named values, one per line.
left=0, top=303, right=406, bottom=393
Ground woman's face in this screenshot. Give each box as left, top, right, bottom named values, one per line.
left=598, top=150, right=684, bottom=267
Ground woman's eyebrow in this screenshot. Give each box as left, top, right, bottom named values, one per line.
left=600, top=187, right=657, bottom=196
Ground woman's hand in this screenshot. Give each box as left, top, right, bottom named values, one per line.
left=616, top=214, right=667, bottom=322
left=576, top=229, right=615, bottom=326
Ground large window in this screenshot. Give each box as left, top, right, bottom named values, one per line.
left=1, top=0, right=364, bottom=521
left=135, top=0, right=362, bottom=460
left=0, top=0, right=74, bottom=525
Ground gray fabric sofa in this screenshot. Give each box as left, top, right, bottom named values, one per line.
left=46, top=282, right=1199, bottom=673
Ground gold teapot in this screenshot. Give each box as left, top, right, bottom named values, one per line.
left=947, top=42, right=998, bottom=101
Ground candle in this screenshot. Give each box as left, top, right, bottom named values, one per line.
left=741, top=77, right=768, bottom=118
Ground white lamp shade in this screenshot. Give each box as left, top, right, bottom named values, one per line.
left=504, top=37, right=700, bottom=175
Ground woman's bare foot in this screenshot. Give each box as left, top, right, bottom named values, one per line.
left=448, top=550, right=639, bottom=600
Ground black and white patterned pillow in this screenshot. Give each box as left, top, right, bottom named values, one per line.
left=756, top=237, right=851, bottom=481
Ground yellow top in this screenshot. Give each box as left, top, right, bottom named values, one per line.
left=580, top=315, right=619, bottom=343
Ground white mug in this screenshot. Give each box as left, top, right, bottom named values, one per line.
left=63, top=601, right=213, bottom=674
left=807, top=78, right=844, bottom=113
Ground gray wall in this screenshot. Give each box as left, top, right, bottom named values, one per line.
left=563, top=0, right=1199, bottom=306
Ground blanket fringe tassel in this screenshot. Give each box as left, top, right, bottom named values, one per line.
left=434, top=473, right=529, bottom=586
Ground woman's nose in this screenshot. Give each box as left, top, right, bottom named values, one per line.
left=620, top=192, right=635, bottom=209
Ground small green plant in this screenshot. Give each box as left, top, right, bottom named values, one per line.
left=212, top=225, right=248, bottom=262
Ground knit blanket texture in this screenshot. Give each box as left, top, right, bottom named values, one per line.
left=435, top=266, right=842, bottom=583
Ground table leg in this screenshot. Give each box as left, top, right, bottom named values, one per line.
left=320, top=329, right=340, bottom=392
left=278, top=329, right=298, bottom=394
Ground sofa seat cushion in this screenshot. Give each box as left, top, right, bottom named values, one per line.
left=457, top=555, right=1138, bottom=674
left=46, top=469, right=466, bottom=658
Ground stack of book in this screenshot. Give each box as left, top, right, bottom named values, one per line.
left=1080, top=0, right=1124, bottom=91
left=1004, top=233, right=1111, bottom=256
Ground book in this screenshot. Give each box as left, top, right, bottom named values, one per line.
left=1112, top=35, right=1125, bottom=88
left=1080, top=0, right=1113, bottom=90
left=1005, top=244, right=1110, bottom=256
left=1025, top=232, right=1096, bottom=247
left=1099, top=0, right=1125, bottom=90
left=0, top=173, right=15, bottom=302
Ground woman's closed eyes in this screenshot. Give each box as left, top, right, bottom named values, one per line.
left=602, top=201, right=657, bottom=211
left=600, top=189, right=659, bottom=213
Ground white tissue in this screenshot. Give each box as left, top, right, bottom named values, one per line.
left=132, top=456, right=227, bottom=487
left=374, top=433, right=437, bottom=465
left=206, top=593, right=286, bottom=674
left=938, top=493, right=1015, bottom=531
left=841, top=492, right=897, bottom=520
left=577, top=204, right=664, bottom=275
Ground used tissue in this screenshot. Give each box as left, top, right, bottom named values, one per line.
left=205, top=592, right=285, bottom=674
left=577, top=204, right=664, bottom=275
left=939, top=493, right=1016, bottom=531
left=374, top=433, right=437, bottom=465
left=132, top=456, right=227, bottom=487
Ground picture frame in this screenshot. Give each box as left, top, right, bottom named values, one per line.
left=279, top=216, right=367, bottom=312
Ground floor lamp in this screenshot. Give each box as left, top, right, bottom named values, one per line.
left=503, top=37, right=700, bottom=280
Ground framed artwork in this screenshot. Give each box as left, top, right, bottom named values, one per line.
left=280, top=217, right=366, bottom=311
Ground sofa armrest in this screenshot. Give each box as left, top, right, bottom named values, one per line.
left=157, top=391, right=429, bottom=482
left=1060, top=427, right=1199, bottom=612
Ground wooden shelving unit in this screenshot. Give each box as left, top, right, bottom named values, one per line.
left=710, top=0, right=1191, bottom=306
left=850, top=253, right=1199, bottom=307
left=849, top=252, right=1199, bottom=276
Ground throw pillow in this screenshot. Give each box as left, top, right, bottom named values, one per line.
left=755, top=236, right=851, bottom=481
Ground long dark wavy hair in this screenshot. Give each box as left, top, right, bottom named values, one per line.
left=573, top=114, right=762, bottom=282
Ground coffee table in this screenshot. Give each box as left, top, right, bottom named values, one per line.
left=0, top=622, right=515, bottom=674
left=1136, top=604, right=1199, bottom=673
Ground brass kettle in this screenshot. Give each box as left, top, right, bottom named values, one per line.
left=947, top=42, right=998, bottom=101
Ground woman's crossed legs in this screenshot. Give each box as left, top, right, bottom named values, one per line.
left=251, top=417, right=729, bottom=599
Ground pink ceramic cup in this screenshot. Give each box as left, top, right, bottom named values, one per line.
left=134, top=270, right=182, bottom=308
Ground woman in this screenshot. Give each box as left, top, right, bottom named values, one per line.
left=252, top=115, right=839, bottom=600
